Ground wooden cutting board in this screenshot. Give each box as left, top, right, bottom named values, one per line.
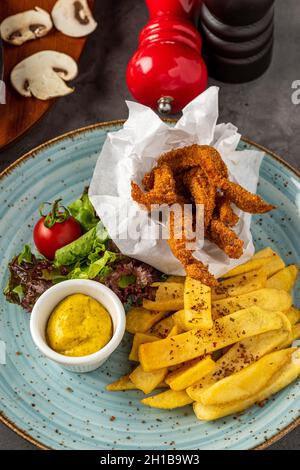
left=0, top=0, right=94, bottom=149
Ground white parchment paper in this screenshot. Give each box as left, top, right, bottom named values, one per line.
left=89, top=86, right=264, bottom=277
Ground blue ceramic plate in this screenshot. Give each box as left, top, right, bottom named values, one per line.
left=0, top=121, right=299, bottom=450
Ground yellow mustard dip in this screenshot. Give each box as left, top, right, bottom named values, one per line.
left=46, top=294, right=113, bottom=357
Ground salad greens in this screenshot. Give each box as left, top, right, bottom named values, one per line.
left=54, top=224, right=105, bottom=267
left=53, top=221, right=117, bottom=281
left=118, top=274, right=136, bottom=288
left=17, top=244, right=33, bottom=265
left=68, top=188, right=99, bottom=232
left=4, top=189, right=162, bottom=311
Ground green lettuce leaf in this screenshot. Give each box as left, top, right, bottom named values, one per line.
left=118, top=274, right=136, bottom=288
left=68, top=189, right=99, bottom=232
left=54, top=222, right=109, bottom=268
left=12, top=285, right=24, bottom=300
left=67, top=267, right=89, bottom=280
left=87, top=251, right=117, bottom=279
left=66, top=251, right=117, bottom=280
left=17, top=245, right=32, bottom=265
left=54, top=226, right=97, bottom=267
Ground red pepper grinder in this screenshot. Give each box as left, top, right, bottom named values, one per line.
left=126, top=0, right=208, bottom=114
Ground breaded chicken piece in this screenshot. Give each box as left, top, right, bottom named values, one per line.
left=220, top=179, right=275, bottom=214
left=142, top=171, right=155, bottom=191
left=167, top=208, right=195, bottom=265
left=131, top=164, right=182, bottom=210
left=168, top=209, right=218, bottom=286
left=215, top=194, right=239, bottom=227
left=209, top=218, right=244, bottom=259
left=131, top=144, right=275, bottom=286
left=157, top=144, right=228, bottom=180
left=183, top=167, right=216, bottom=232
left=185, top=262, right=218, bottom=286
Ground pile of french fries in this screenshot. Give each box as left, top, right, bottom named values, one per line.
left=107, top=247, right=300, bottom=420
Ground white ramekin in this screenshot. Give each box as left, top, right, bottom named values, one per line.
left=30, top=279, right=126, bottom=373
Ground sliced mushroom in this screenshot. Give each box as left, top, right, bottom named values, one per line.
left=52, top=0, right=97, bottom=37
left=11, top=51, right=78, bottom=100
left=0, top=7, right=53, bottom=46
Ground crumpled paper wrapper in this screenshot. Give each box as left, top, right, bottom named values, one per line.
left=89, top=86, right=264, bottom=277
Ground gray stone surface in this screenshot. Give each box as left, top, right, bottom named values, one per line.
left=0, top=0, right=299, bottom=451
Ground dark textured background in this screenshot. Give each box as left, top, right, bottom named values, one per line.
left=0, top=0, right=299, bottom=450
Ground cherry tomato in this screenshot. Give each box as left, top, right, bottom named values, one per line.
left=33, top=199, right=82, bottom=260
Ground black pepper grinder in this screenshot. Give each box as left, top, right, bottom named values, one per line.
left=199, top=0, right=275, bottom=83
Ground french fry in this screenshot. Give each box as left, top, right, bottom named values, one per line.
left=199, top=348, right=295, bottom=406
left=212, top=269, right=267, bottom=301
left=183, top=277, right=212, bottom=329
left=284, top=306, right=300, bottom=326
left=148, top=314, right=176, bottom=338
left=173, top=309, right=189, bottom=332
left=145, top=267, right=273, bottom=313
left=212, top=288, right=292, bottom=319
left=143, top=281, right=184, bottom=311
left=141, top=389, right=193, bottom=409
left=252, top=247, right=274, bottom=259
left=291, top=324, right=300, bottom=342
left=129, top=333, right=159, bottom=362
left=221, top=257, right=272, bottom=279
left=110, top=246, right=299, bottom=421
left=277, top=324, right=300, bottom=349
left=194, top=348, right=300, bottom=420
left=139, top=307, right=286, bottom=371
left=165, top=356, right=215, bottom=391
left=129, top=365, right=168, bottom=394
left=167, top=276, right=185, bottom=283
left=126, top=307, right=167, bottom=334
left=158, top=382, right=169, bottom=389
left=263, top=255, right=286, bottom=277
left=167, top=325, right=180, bottom=337
left=266, top=265, right=298, bottom=291
left=187, top=320, right=291, bottom=401
left=107, top=374, right=167, bottom=391
left=253, top=248, right=286, bottom=277
left=106, top=375, right=138, bottom=391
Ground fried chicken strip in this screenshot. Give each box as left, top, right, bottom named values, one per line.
left=132, top=144, right=275, bottom=286
left=144, top=145, right=273, bottom=215
left=168, top=209, right=218, bottom=286
left=157, top=144, right=228, bottom=180
left=157, top=145, right=274, bottom=215
left=215, top=194, right=239, bottom=227
left=183, top=167, right=216, bottom=232
left=142, top=171, right=154, bottom=191
left=220, top=179, right=275, bottom=214
left=131, top=164, right=182, bottom=210
left=209, top=218, right=244, bottom=259
left=185, top=262, right=218, bottom=286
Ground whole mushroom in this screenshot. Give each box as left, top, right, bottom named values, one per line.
left=52, top=0, right=97, bottom=37
left=0, top=7, right=53, bottom=46
left=11, top=51, right=78, bottom=100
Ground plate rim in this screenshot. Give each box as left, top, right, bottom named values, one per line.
left=1, top=119, right=299, bottom=451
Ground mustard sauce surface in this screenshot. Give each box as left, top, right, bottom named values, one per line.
left=46, top=294, right=112, bottom=357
